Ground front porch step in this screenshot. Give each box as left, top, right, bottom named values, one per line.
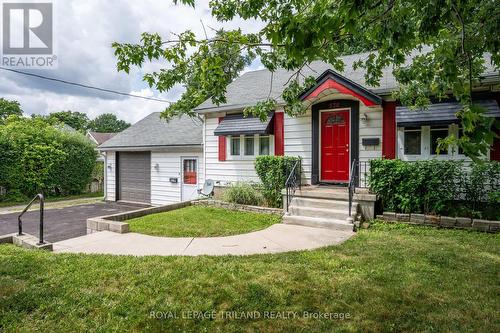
left=294, top=188, right=376, bottom=202
left=291, top=197, right=357, bottom=210
left=283, top=215, right=354, bottom=232
left=289, top=206, right=355, bottom=220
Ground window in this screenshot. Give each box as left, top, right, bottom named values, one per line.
left=230, top=136, right=240, bottom=156
left=430, top=126, right=449, bottom=155
left=244, top=136, right=254, bottom=156
left=259, top=136, right=270, bottom=155
left=404, top=127, right=421, bottom=155
left=183, top=159, right=197, bottom=184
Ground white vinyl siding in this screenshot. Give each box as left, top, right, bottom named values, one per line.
left=204, top=114, right=261, bottom=184
left=284, top=110, right=312, bottom=184
left=150, top=151, right=204, bottom=206
left=105, top=151, right=116, bottom=201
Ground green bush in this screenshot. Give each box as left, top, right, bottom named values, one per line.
left=223, top=182, right=263, bottom=206
left=254, top=156, right=300, bottom=208
left=369, top=159, right=500, bottom=219
left=0, top=116, right=97, bottom=199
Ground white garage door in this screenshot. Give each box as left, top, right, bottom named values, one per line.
left=118, top=152, right=151, bottom=204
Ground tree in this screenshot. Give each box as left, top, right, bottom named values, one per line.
left=0, top=98, right=22, bottom=121
left=113, top=0, right=499, bottom=158
left=47, top=111, right=90, bottom=132
left=88, top=113, right=130, bottom=133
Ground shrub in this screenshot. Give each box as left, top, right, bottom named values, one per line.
left=369, top=159, right=500, bottom=219
left=223, top=182, right=263, bottom=206
left=254, top=156, right=300, bottom=208
left=0, top=117, right=97, bottom=199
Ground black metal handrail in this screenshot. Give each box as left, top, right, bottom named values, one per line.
left=18, top=193, right=45, bottom=245
left=285, top=159, right=301, bottom=212
left=348, top=160, right=358, bottom=218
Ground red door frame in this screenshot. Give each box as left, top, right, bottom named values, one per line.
left=319, top=109, right=350, bottom=183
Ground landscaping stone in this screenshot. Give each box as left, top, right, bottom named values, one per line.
left=410, top=214, right=426, bottom=224
left=378, top=211, right=498, bottom=233
left=456, top=217, right=472, bottom=228
left=108, top=221, right=129, bottom=233
left=396, top=213, right=410, bottom=222
left=440, top=216, right=456, bottom=227
left=425, top=215, right=440, bottom=225
left=472, top=219, right=493, bottom=232
left=193, top=199, right=283, bottom=215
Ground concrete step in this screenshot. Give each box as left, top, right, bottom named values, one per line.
left=283, top=215, right=354, bottom=232
left=289, top=206, right=354, bottom=220
left=293, top=188, right=376, bottom=202
left=291, top=197, right=358, bottom=210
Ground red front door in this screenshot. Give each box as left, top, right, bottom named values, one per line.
left=321, top=110, right=350, bottom=182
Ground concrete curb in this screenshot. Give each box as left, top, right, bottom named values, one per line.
left=86, top=201, right=192, bottom=234
left=0, top=232, right=53, bottom=251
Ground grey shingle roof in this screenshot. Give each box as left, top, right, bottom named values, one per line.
left=195, top=50, right=498, bottom=113
left=396, top=100, right=500, bottom=127
left=99, top=113, right=202, bottom=149
left=214, top=113, right=274, bottom=136
left=88, top=132, right=116, bottom=145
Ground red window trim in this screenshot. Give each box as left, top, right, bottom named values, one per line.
left=382, top=101, right=396, bottom=159
left=274, top=112, right=284, bottom=156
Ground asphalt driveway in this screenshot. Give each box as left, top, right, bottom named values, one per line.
left=0, top=202, right=144, bottom=243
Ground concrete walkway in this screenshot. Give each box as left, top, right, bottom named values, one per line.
left=53, top=224, right=355, bottom=256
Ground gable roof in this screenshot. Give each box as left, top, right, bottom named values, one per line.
left=194, top=50, right=498, bottom=113
left=98, top=113, right=202, bottom=150
left=299, top=69, right=383, bottom=106
left=87, top=132, right=116, bottom=145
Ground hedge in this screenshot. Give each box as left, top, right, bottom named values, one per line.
left=369, top=159, right=500, bottom=219
left=254, top=156, right=300, bottom=208
left=0, top=116, right=97, bottom=200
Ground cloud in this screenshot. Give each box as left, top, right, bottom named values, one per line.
left=0, top=0, right=264, bottom=124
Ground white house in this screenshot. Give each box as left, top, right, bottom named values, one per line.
left=100, top=52, right=500, bottom=208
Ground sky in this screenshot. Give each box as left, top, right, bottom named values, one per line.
left=0, top=0, right=264, bottom=124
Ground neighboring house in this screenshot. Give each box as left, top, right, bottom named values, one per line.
left=101, top=51, right=500, bottom=206
left=87, top=131, right=117, bottom=161
left=98, top=113, right=203, bottom=205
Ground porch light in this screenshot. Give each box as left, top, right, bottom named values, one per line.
left=361, top=113, right=369, bottom=124
left=107, top=164, right=112, bottom=170
left=154, top=163, right=160, bottom=171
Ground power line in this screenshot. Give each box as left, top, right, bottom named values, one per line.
left=0, top=67, right=172, bottom=103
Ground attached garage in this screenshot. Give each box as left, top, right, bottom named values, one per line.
left=117, top=152, right=151, bottom=204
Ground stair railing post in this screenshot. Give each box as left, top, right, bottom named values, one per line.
left=37, top=194, right=45, bottom=245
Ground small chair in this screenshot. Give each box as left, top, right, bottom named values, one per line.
left=198, top=179, right=215, bottom=198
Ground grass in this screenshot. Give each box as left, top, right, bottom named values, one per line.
left=0, top=223, right=499, bottom=332
left=0, top=192, right=104, bottom=208
left=126, top=206, right=280, bottom=237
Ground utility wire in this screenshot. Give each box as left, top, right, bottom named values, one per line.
left=0, top=67, right=172, bottom=103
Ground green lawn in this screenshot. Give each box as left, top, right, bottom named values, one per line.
left=126, top=206, right=281, bottom=237
left=0, top=223, right=498, bottom=332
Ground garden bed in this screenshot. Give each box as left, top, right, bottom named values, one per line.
left=126, top=205, right=281, bottom=237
